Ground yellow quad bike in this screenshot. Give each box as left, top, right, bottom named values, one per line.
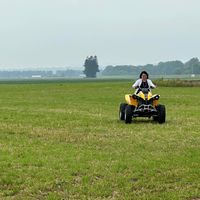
left=119, top=88, right=166, bottom=124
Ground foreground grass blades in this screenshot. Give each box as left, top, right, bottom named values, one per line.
left=0, top=79, right=199, bottom=199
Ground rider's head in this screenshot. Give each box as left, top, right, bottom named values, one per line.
left=139, top=71, right=149, bottom=81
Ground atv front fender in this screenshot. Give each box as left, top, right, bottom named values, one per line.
left=125, top=94, right=138, bottom=106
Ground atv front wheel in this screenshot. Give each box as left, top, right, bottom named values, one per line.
left=119, top=103, right=127, bottom=120
left=157, top=105, right=166, bottom=124
left=125, top=105, right=133, bottom=124
left=153, top=116, right=158, bottom=121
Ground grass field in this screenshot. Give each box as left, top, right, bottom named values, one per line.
left=0, top=79, right=199, bottom=200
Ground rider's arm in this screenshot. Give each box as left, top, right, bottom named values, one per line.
left=148, top=79, right=156, bottom=88
left=132, top=79, right=141, bottom=89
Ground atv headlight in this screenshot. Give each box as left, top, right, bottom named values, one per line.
left=153, top=95, right=160, bottom=100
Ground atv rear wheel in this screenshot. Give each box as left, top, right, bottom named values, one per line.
left=157, top=105, right=166, bottom=124
left=125, top=105, right=133, bottom=124
left=119, top=103, right=127, bottom=120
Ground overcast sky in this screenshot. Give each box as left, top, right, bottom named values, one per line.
left=0, top=0, right=200, bottom=69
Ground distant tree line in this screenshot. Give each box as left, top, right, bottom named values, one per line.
left=102, top=58, right=200, bottom=76
left=0, top=70, right=83, bottom=79
left=55, top=70, right=82, bottom=77
left=1, top=57, right=200, bottom=79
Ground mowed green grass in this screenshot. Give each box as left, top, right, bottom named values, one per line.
left=0, top=80, right=199, bottom=200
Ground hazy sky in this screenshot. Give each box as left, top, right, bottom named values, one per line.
left=0, top=0, right=200, bottom=69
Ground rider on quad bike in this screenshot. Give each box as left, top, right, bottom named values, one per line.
left=119, top=71, right=166, bottom=124
left=132, top=71, right=156, bottom=93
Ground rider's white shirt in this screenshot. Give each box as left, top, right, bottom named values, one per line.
left=132, top=79, right=156, bottom=93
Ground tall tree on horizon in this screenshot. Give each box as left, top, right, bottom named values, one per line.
left=83, top=56, right=99, bottom=78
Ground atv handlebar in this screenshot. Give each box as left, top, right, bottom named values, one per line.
left=135, top=86, right=154, bottom=90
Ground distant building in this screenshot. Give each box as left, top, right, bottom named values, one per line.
left=31, top=75, right=42, bottom=78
